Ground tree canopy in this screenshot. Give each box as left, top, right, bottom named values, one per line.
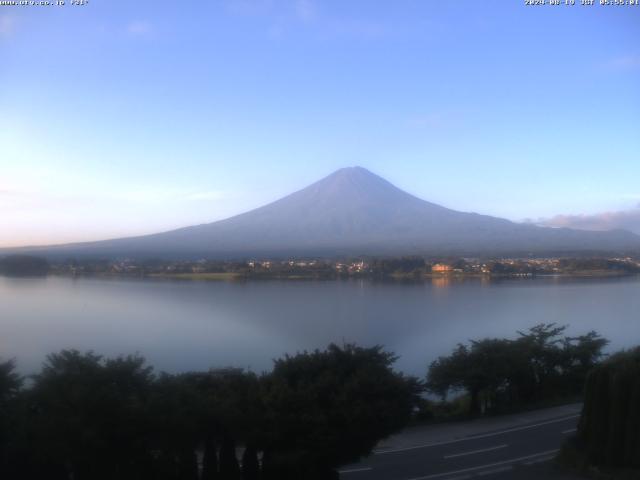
left=427, top=324, right=608, bottom=415
left=578, top=347, right=640, bottom=469
left=0, top=344, right=420, bottom=480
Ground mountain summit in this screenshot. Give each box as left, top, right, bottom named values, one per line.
left=9, top=167, right=640, bottom=259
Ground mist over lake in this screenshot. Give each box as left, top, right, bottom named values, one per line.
left=2, top=275, right=639, bottom=376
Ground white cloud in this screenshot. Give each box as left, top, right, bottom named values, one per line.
left=0, top=15, right=16, bottom=37
left=295, top=0, right=316, bottom=22
left=127, top=20, right=152, bottom=36
left=608, top=55, right=640, bottom=70
left=539, top=206, right=640, bottom=235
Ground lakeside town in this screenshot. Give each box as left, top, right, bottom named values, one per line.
left=31, top=255, right=640, bottom=280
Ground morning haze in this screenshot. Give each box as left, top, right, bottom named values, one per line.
left=1, top=2, right=639, bottom=480
left=4, top=167, right=640, bottom=258
left=1, top=1, right=639, bottom=247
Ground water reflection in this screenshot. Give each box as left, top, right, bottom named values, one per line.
left=1, top=275, right=639, bottom=376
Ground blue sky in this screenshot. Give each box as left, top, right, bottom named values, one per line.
left=1, top=0, right=639, bottom=246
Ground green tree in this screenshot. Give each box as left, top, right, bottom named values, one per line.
left=578, top=347, right=640, bottom=468
left=427, top=339, right=524, bottom=414
left=219, top=436, right=241, bottom=480
left=202, top=436, right=219, bottom=479
left=0, top=255, right=49, bottom=276
left=560, top=331, right=609, bottom=394
left=0, top=360, right=22, bottom=478
left=27, top=350, right=154, bottom=480
left=427, top=325, right=609, bottom=415
left=0, top=360, right=21, bottom=402
left=241, top=444, right=260, bottom=480
left=260, top=343, right=422, bottom=478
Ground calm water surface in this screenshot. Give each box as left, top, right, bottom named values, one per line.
left=1, top=275, right=639, bottom=376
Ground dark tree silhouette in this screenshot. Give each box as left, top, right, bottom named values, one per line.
left=26, top=350, right=154, bottom=480
left=260, top=343, right=422, bottom=478
left=219, top=435, right=241, bottom=480
left=578, top=347, right=640, bottom=469
left=1, top=343, right=421, bottom=479
left=427, top=325, right=608, bottom=415
left=0, top=255, right=49, bottom=276
left=241, top=444, right=260, bottom=480
left=202, top=437, right=219, bottom=479
left=0, top=360, right=22, bottom=478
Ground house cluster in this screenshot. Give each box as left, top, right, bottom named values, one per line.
left=335, top=261, right=368, bottom=274
left=431, top=263, right=454, bottom=273
left=428, top=257, right=640, bottom=276
left=428, top=258, right=561, bottom=275
left=50, top=256, right=640, bottom=278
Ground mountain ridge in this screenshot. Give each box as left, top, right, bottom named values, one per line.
left=4, top=167, right=640, bottom=259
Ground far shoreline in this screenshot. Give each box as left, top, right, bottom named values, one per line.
left=11, top=269, right=637, bottom=283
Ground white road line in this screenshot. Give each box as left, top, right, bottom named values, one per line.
left=562, top=428, right=577, bottom=434
left=376, top=415, right=579, bottom=454
left=477, top=466, right=513, bottom=476
left=523, top=455, right=556, bottom=466
left=444, top=444, right=508, bottom=459
left=338, top=467, right=373, bottom=474
left=404, top=449, right=559, bottom=480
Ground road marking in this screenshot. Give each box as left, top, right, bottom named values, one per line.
left=562, top=428, right=577, bottom=434
left=444, top=444, right=508, bottom=459
left=477, top=465, right=513, bottom=476
left=404, top=449, right=559, bottom=480
left=376, top=415, right=579, bottom=454
left=523, top=455, right=555, bottom=466
left=338, top=467, right=373, bottom=474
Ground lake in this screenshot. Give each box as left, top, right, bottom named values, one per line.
left=1, top=275, right=639, bottom=376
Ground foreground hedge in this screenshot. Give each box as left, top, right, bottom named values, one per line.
left=0, top=344, right=421, bottom=480
left=578, top=347, right=640, bottom=468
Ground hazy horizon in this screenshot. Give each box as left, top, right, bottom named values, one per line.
left=7, top=165, right=639, bottom=249
left=3, top=165, right=640, bottom=250
left=1, top=1, right=639, bottom=247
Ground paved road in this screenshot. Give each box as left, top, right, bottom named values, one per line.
left=339, top=404, right=584, bottom=480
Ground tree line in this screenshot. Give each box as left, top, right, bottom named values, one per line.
left=0, top=344, right=420, bottom=480
left=576, top=346, right=640, bottom=470
left=426, top=324, right=608, bottom=415
left=0, top=256, right=49, bottom=276
left=0, top=324, right=613, bottom=479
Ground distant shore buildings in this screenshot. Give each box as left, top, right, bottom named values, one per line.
left=431, top=263, right=453, bottom=273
